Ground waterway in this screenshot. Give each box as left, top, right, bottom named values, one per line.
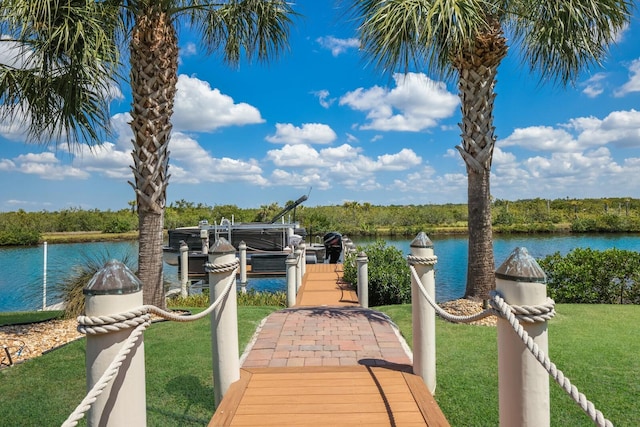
left=1, top=233, right=639, bottom=312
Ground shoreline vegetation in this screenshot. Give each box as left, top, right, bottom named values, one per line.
left=0, top=196, right=638, bottom=246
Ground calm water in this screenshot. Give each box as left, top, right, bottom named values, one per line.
left=356, top=233, right=640, bottom=302
left=1, top=234, right=639, bottom=312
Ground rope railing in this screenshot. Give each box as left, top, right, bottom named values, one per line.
left=491, top=292, right=612, bottom=427
left=408, top=264, right=613, bottom=427
left=62, top=264, right=238, bottom=427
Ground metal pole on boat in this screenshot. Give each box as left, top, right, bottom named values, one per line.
left=42, top=241, right=47, bottom=310
left=200, top=229, right=209, bottom=254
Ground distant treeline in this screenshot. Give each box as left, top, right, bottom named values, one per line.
left=1, top=197, right=639, bottom=246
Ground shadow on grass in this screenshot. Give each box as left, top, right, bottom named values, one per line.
left=146, top=374, right=214, bottom=425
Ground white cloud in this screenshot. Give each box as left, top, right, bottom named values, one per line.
left=570, top=110, right=640, bottom=148
left=182, top=42, right=197, bottom=56
left=312, top=90, right=336, bottom=108
left=581, top=73, right=607, bottom=98
left=316, top=36, right=360, bottom=56
left=321, top=144, right=361, bottom=161
left=173, top=74, right=264, bottom=132
left=169, top=132, right=266, bottom=185
left=265, top=123, right=337, bottom=144
left=346, top=133, right=358, bottom=143
left=270, top=169, right=330, bottom=190
left=391, top=167, right=465, bottom=199
left=0, top=112, right=29, bottom=141
left=267, top=144, right=323, bottom=167
left=500, top=126, right=579, bottom=152
left=377, top=148, right=422, bottom=171
left=491, top=147, right=517, bottom=166
left=70, top=142, right=132, bottom=179
left=340, top=73, right=458, bottom=131
left=0, top=36, right=32, bottom=69
left=266, top=142, right=421, bottom=189
left=0, top=152, right=90, bottom=180
left=0, top=159, right=16, bottom=171
left=501, top=109, right=640, bottom=153
left=615, top=58, right=640, bottom=96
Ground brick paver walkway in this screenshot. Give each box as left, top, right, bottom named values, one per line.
left=240, top=306, right=413, bottom=369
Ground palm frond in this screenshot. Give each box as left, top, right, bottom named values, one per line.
left=350, top=0, right=492, bottom=80
left=0, top=0, right=122, bottom=147
left=192, top=0, right=297, bottom=66
left=510, top=0, right=633, bottom=85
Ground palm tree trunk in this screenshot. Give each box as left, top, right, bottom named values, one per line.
left=466, top=167, right=494, bottom=300
left=129, top=5, right=178, bottom=308
left=455, top=23, right=507, bottom=300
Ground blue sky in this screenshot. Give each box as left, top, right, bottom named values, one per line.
left=1, top=3, right=640, bottom=212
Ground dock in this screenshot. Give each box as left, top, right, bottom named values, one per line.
left=209, top=263, right=450, bottom=426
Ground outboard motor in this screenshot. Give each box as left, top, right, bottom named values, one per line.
left=323, top=232, right=342, bottom=264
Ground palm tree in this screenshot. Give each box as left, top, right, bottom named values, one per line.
left=349, top=0, right=631, bottom=300
left=0, top=1, right=119, bottom=145
left=0, top=0, right=296, bottom=308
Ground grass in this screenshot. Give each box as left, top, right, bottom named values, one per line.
left=0, top=306, right=279, bottom=426
left=377, top=303, right=640, bottom=427
left=41, top=231, right=139, bottom=244
left=0, top=310, right=64, bottom=326
left=1, top=304, right=637, bottom=426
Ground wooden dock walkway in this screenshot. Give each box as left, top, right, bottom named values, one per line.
left=209, top=263, right=450, bottom=426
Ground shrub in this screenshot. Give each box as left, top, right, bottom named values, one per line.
left=343, top=240, right=411, bottom=306
left=102, top=217, right=136, bottom=233
left=167, top=289, right=286, bottom=307
left=538, top=248, right=640, bottom=304
left=57, top=252, right=138, bottom=319
left=237, top=289, right=287, bottom=307
left=0, top=228, right=41, bottom=246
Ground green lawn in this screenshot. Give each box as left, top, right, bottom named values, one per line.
left=0, top=306, right=279, bottom=426
left=0, top=304, right=637, bottom=426
left=378, top=304, right=640, bottom=427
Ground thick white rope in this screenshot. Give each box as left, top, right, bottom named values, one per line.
left=62, top=264, right=238, bottom=426
left=409, top=265, right=496, bottom=323
left=490, top=293, right=613, bottom=427
left=409, top=264, right=612, bottom=427
left=61, top=319, right=149, bottom=427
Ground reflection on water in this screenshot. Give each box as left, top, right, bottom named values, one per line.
left=1, top=234, right=639, bottom=311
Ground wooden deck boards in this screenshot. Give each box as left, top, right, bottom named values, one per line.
left=296, top=263, right=358, bottom=307
left=209, top=262, right=450, bottom=426
left=210, top=367, right=449, bottom=427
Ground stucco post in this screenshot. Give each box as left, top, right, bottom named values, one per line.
left=300, top=242, right=307, bottom=278
left=496, top=247, right=550, bottom=427
left=286, top=253, right=297, bottom=307
left=180, top=241, right=189, bottom=298
left=84, top=260, right=146, bottom=427
left=356, top=251, right=369, bottom=308
left=295, top=247, right=303, bottom=291
left=239, top=241, right=247, bottom=294
left=409, top=232, right=437, bottom=393
left=207, top=238, right=240, bottom=407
